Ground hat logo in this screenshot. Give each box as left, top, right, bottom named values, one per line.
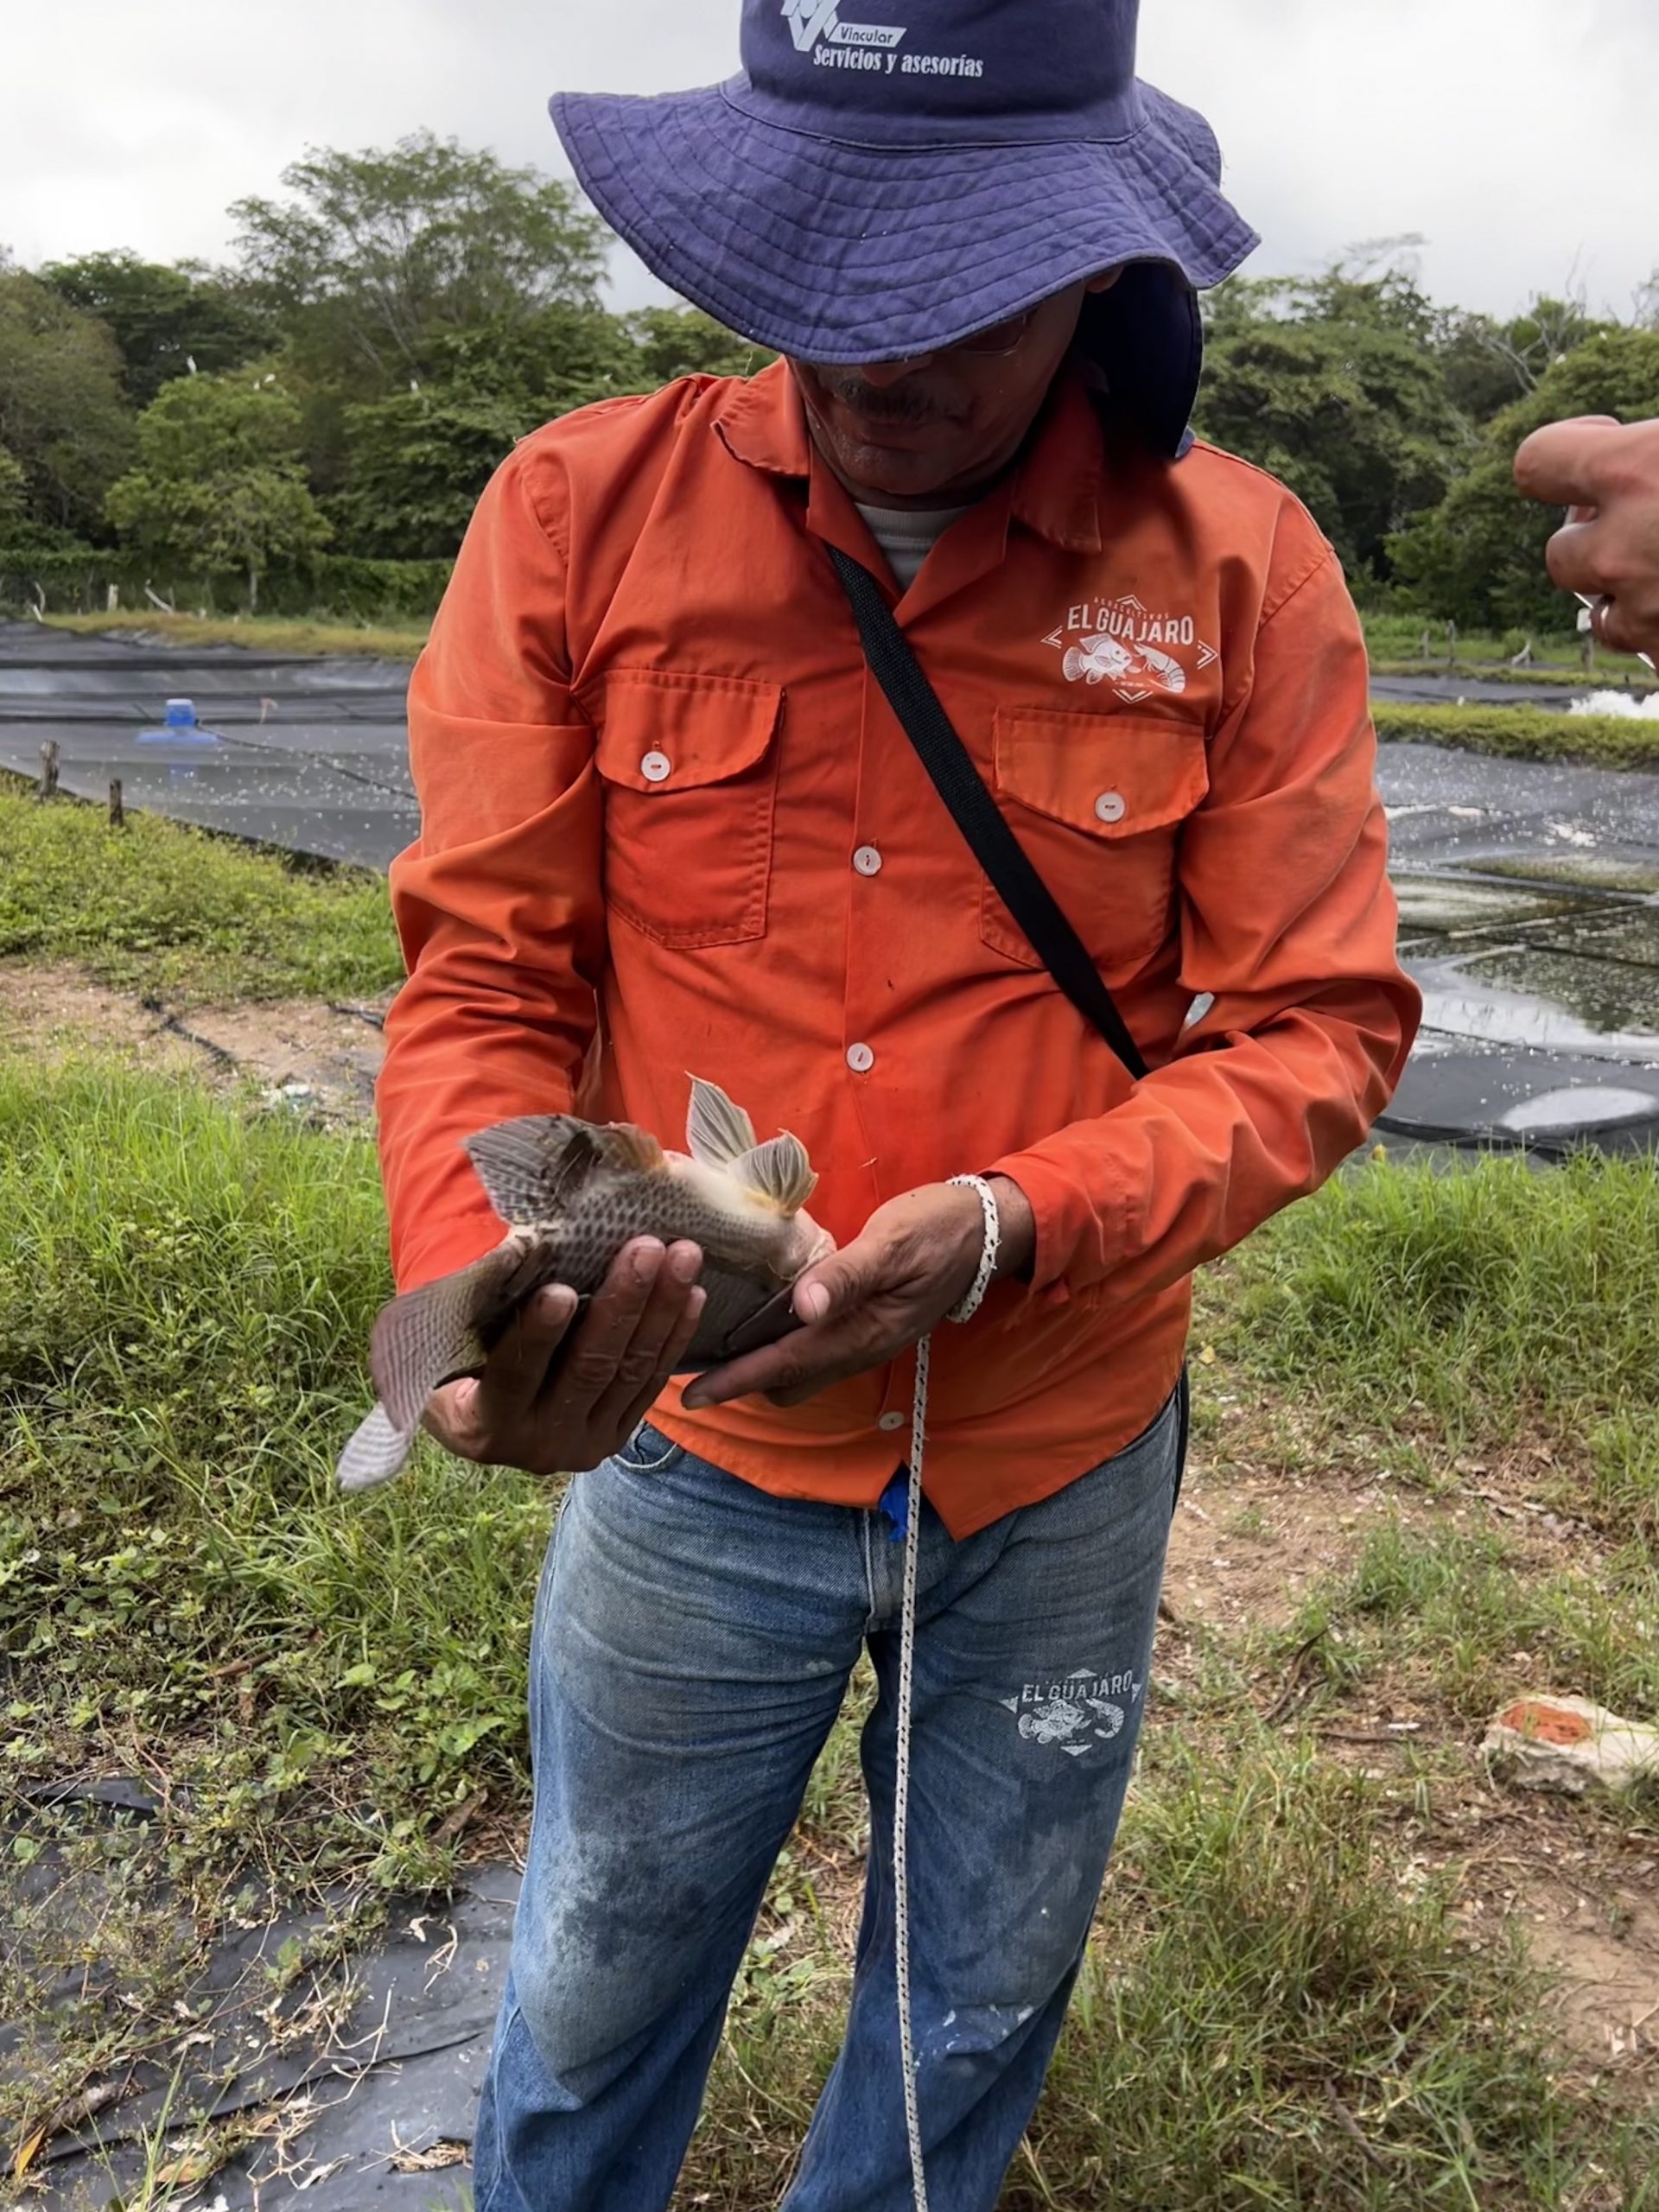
left=782, top=0, right=906, bottom=54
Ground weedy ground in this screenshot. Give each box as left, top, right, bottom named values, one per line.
left=41, top=613, right=430, bottom=662
left=3, top=797, right=1658, bottom=2209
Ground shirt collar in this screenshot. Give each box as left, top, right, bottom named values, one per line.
left=711, top=357, right=1106, bottom=557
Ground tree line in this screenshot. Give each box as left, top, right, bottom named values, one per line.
left=2, top=134, right=1656, bottom=628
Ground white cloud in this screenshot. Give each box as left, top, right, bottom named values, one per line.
left=4, top=0, right=1655, bottom=322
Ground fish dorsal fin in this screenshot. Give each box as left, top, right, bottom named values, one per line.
left=464, top=1116, right=603, bottom=1225
left=685, top=1077, right=759, bottom=1169
left=728, top=1131, right=817, bottom=1214
left=594, top=1122, right=667, bottom=1174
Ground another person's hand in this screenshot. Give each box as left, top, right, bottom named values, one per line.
left=682, top=1176, right=1035, bottom=1411
left=1513, top=414, right=1659, bottom=660
left=424, top=1237, right=705, bottom=1476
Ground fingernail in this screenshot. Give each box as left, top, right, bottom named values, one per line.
left=631, top=1240, right=664, bottom=1283
left=540, top=1286, right=576, bottom=1324
left=681, top=1380, right=710, bottom=1408
left=797, top=1281, right=830, bottom=1323
left=670, top=1243, right=702, bottom=1285
left=687, top=1285, right=707, bottom=1317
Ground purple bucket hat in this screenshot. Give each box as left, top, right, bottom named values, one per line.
left=551, top=0, right=1258, bottom=401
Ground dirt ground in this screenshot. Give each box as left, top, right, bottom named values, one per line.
left=0, top=960, right=389, bottom=1120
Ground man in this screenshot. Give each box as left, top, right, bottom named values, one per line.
left=376, top=3, right=1420, bottom=2205
left=1515, top=415, right=1659, bottom=661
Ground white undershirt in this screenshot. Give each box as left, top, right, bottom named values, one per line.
left=854, top=502, right=972, bottom=591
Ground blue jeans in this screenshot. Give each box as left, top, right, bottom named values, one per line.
left=474, top=1387, right=1184, bottom=2212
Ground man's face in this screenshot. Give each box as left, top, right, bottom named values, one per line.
left=789, top=275, right=1113, bottom=508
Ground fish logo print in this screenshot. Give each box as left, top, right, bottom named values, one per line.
left=1046, top=594, right=1219, bottom=705
left=1002, top=1669, right=1142, bottom=1758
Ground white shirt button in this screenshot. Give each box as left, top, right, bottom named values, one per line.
left=640, top=750, right=671, bottom=783
left=877, top=1410, right=906, bottom=1433
left=853, top=844, right=883, bottom=877
left=1094, top=790, right=1126, bottom=824
left=846, top=1042, right=874, bottom=1073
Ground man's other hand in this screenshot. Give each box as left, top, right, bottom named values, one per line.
left=1514, top=415, right=1659, bottom=661
left=681, top=1176, right=1036, bottom=1411
left=424, top=1238, right=706, bottom=1477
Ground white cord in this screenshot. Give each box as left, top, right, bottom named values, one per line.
left=893, top=1177, right=1000, bottom=2209
left=944, top=1173, right=1001, bottom=1325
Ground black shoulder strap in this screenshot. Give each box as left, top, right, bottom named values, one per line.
left=827, top=544, right=1150, bottom=1082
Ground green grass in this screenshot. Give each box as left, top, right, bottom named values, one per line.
left=7, top=1069, right=1659, bottom=2202
left=43, top=610, right=429, bottom=660
left=1212, top=1151, right=1659, bottom=1467
left=1373, top=702, right=1659, bottom=768
left=1291, top=1519, right=1659, bottom=1729
left=0, top=785, right=402, bottom=1002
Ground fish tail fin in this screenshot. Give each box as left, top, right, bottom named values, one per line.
left=337, top=1402, right=416, bottom=1492
left=369, top=1243, right=520, bottom=1432
left=685, top=1077, right=759, bottom=1168
left=728, top=1131, right=817, bottom=1214
left=465, top=1116, right=603, bottom=1224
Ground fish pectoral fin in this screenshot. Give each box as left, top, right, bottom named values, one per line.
left=465, top=1116, right=602, bottom=1224
left=337, top=1402, right=416, bottom=1491
left=728, top=1131, right=817, bottom=1213
left=594, top=1122, right=667, bottom=1174
left=685, top=1077, right=759, bottom=1169
left=368, top=1242, right=522, bottom=1432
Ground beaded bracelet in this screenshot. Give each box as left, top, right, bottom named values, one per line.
left=945, top=1173, right=1001, bottom=1325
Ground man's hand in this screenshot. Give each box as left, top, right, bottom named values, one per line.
left=424, top=1237, right=706, bottom=1476
left=681, top=1175, right=1035, bottom=1411
left=1513, top=415, right=1659, bottom=661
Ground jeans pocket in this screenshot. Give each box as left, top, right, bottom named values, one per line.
left=610, top=1422, right=684, bottom=1476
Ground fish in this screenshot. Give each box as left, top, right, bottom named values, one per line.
left=336, top=1077, right=834, bottom=1492
left=1062, top=632, right=1135, bottom=685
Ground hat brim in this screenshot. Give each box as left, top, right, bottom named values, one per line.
left=550, top=79, right=1259, bottom=364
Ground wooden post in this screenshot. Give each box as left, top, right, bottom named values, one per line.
left=109, top=779, right=124, bottom=828
left=37, top=741, right=59, bottom=801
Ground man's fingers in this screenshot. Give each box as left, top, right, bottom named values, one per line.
left=540, top=1238, right=670, bottom=1411
left=472, top=1281, right=581, bottom=1419
left=1514, top=416, right=1624, bottom=505
left=588, top=1243, right=705, bottom=1430
left=617, top=1281, right=709, bottom=1437
left=1543, top=518, right=1606, bottom=597
left=682, top=1306, right=888, bottom=1410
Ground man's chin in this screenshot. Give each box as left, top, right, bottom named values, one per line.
left=836, top=438, right=965, bottom=504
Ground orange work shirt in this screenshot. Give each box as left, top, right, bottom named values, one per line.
left=378, top=358, right=1421, bottom=1537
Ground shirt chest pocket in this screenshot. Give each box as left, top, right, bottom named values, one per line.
left=593, top=670, right=785, bottom=949
left=984, top=709, right=1210, bottom=979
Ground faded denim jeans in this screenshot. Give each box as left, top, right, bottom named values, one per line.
left=474, top=1385, right=1184, bottom=2212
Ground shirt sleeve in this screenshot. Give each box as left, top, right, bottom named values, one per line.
left=376, top=442, right=606, bottom=1292
left=988, top=513, right=1422, bottom=1307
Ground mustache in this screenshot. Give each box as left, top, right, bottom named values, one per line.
left=812, top=372, right=957, bottom=428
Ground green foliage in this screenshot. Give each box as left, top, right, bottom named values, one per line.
left=105, top=372, right=330, bottom=607
left=229, top=130, right=607, bottom=396
left=625, top=306, right=776, bottom=385
left=0, top=267, right=135, bottom=539
left=1390, top=327, right=1659, bottom=629
left=0, top=445, right=26, bottom=536
left=328, top=387, right=528, bottom=558
left=1371, top=700, right=1659, bottom=768
left=0, top=785, right=400, bottom=1001
left=39, top=250, right=271, bottom=405
left=1198, top=271, right=1462, bottom=580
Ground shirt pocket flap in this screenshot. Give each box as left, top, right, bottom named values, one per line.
left=992, top=709, right=1209, bottom=838
left=595, top=669, right=784, bottom=793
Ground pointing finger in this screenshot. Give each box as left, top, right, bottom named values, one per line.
left=1514, top=416, right=1624, bottom=505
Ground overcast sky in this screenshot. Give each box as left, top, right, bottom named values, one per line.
left=4, top=0, right=1656, bottom=322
